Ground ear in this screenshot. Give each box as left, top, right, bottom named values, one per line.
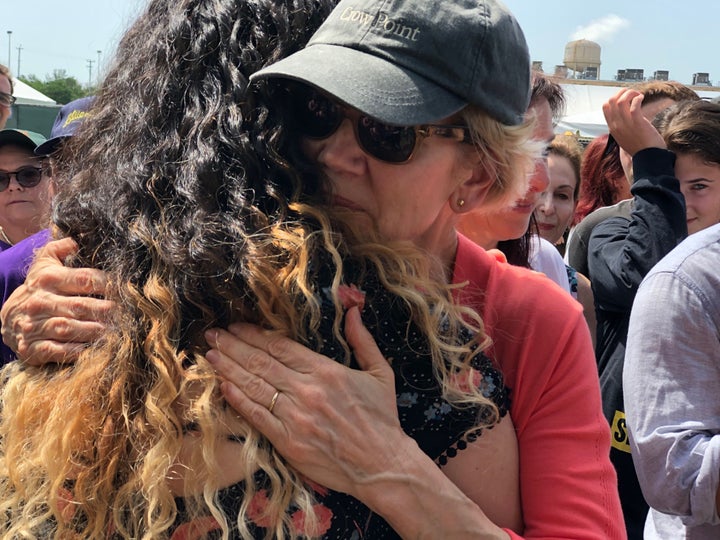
left=449, top=163, right=494, bottom=214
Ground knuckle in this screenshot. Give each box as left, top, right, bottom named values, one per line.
left=47, top=319, right=77, bottom=341
left=25, top=267, right=60, bottom=291
left=74, top=269, right=99, bottom=293
left=244, top=375, right=265, bottom=397
left=264, top=333, right=292, bottom=359
left=245, top=350, right=269, bottom=374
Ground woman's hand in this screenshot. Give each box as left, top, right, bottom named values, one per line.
left=205, top=308, right=512, bottom=538
left=603, top=88, right=666, bottom=156
left=204, top=306, right=417, bottom=499
left=0, top=238, right=113, bottom=364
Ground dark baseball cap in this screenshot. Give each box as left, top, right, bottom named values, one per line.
left=35, top=96, right=95, bottom=156
left=250, top=0, right=531, bottom=126
left=0, top=128, right=47, bottom=150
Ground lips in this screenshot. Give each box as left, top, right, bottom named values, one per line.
left=511, top=201, right=535, bottom=214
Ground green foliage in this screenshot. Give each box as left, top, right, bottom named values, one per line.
left=19, top=70, right=91, bottom=104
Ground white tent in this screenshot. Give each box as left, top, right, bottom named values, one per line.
left=11, top=78, right=57, bottom=107
left=556, top=82, right=720, bottom=138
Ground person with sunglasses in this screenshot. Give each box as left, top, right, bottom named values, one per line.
left=0, top=97, right=94, bottom=365
left=0, top=129, right=52, bottom=252
left=205, top=0, right=623, bottom=537
left=0, top=64, right=14, bottom=130
left=0, top=0, right=624, bottom=537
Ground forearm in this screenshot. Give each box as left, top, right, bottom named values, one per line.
left=356, top=436, right=509, bottom=540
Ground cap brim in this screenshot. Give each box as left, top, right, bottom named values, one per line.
left=35, top=137, right=64, bottom=156
left=251, top=44, right=467, bottom=125
left=0, top=131, right=38, bottom=150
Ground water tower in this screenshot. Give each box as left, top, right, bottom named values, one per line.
left=563, top=39, right=601, bottom=80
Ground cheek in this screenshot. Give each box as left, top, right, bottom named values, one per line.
left=556, top=200, right=575, bottom=227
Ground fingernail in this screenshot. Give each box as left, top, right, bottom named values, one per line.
left=206, top=349, right=219, bottom=364
left=205, top=329, right=218, bottom=346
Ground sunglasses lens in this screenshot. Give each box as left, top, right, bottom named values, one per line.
left=294, top=88, right=342, bottom=139
left=17, top=167, right=43, bottom=188
left=357, top=117, right=416, bottom=163
left=0, top=168, right=43, bottom=191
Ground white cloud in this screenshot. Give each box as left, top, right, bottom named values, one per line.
left=570, top=14, right=630, bottom=43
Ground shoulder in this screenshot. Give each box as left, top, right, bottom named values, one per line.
left=528, top=237, right=571, bottom=293
left=454, top=234, right=583, bottom=328
left=640, top=224, right=720, bottom=300
left=573, top=199, right=634, bottom=238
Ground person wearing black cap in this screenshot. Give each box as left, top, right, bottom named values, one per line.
left=0, top=129, right=51, bottom=251
left=0, top=97, right=93, bottom=364
left=207, top=0, right=624, bottom=538
left=0, top=0, right=623, bottom=537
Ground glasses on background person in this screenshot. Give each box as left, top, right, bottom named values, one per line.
left=0, top=166, right=44, bottom=192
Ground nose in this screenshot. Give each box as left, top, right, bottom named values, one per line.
left=536, top=190, right=554, bottom=215
left=529, top=159, right=550, bottom=194
left=314, top=117, right=367, bottom=176
left=6, top=174, right=25, bottom=191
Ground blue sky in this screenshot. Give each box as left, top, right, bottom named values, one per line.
left=3, top=0, right=719, bottom=88
left=504, top=0, right=719, bottom=86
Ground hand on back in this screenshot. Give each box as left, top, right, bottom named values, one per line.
left=0, top=237, right=113, bottom=365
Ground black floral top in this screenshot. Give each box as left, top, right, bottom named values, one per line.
left=171, top=260, right=510, bottom=539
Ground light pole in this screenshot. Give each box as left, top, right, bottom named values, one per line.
left=96, top=50, right=102, bottom=84
left=6, top=31, right=11, bottom=68
left=86, top=59, right=94, bottom=88
left=16, top=45, right=22, bottom=77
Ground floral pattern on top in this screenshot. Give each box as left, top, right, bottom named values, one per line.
left=169, top=256, right=511, bottom=538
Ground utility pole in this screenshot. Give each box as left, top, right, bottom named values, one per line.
left=16, top=45, right=22, bottom=77
left=6, top=31, right=11, bottom=68
left=86, top=59, right=94, bottom=88
left=96, top=50, right=102, bottom=84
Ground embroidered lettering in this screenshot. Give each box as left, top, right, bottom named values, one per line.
left=339, top=7, right=421, bottom=41
left=610, top=410, right=631, bottom=453
left=376, top=13, right=421, bottom=40
left=340, top=6, right=375, bottom=27
left=63, top=110, right=91, bottom=128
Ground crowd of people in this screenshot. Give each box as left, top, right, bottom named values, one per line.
left=0, top=1, right=718, bottom=539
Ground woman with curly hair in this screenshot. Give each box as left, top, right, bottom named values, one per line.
left=0, top=0, right=624, bottom=538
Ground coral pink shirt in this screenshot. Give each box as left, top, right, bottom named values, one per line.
left=453, top=234, right=625, bottom=539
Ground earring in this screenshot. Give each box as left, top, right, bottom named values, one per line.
left=457, top=198, right=465, bottom=208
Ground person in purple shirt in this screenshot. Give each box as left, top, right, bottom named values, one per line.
left=0, top=97, right=94, bottom=364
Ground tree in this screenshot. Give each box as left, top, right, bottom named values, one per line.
left=19, top=70, right=89, bottom=104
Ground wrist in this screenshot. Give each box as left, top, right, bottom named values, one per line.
left=354, top=436, right=507, bottom=539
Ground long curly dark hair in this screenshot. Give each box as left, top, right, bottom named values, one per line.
left=52, top=0, right=337, bottom=349
left=1, top=1, right=341, bottom=538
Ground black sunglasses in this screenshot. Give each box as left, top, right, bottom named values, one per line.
left=289, top=85, right=472, bottom=164
left=0, top=166, right=44, bottom=192
left=0, top=91, right=16, bottom=107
